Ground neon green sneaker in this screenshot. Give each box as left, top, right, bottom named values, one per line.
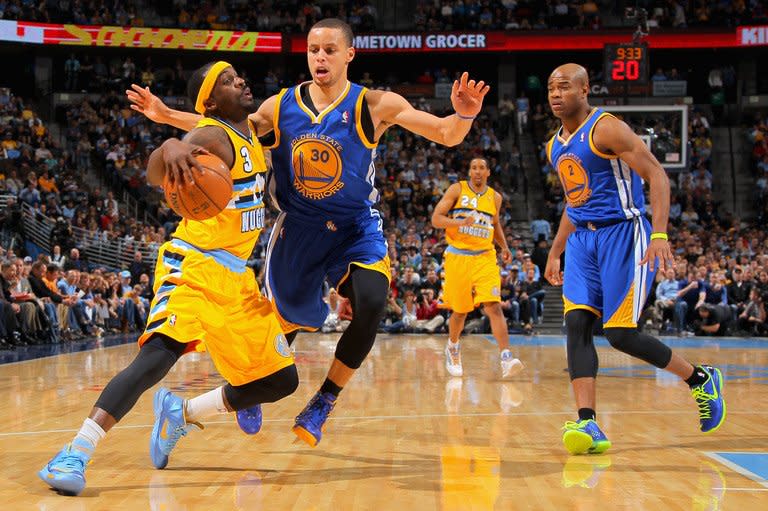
left=562, top=419, right=611, bottom=455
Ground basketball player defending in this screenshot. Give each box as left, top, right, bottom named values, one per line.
left=543, top=64, right=725, bottom=454
left=39, top=62, right=298, bottom=496
left=128, top=19, right=490, bottom=447
left=431, top=156, right=524, bottom=378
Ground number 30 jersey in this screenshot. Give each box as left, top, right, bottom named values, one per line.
left=267, top=81, right=379, bottom=225
left=171, top=116, right=267, bottom=260
left=445, top=181, right=497, bottom=252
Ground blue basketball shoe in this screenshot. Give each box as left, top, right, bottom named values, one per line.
left=236, top=405, right=263, bottom=435
left=293, top=391, right=336, bottom=447
left=150, top=387, right=202, bottom=469
left=691, top=365, right=726, bottom=433
left=38, top=438, right=93, bottom=496
left=562, top=419, right=611, bottom=455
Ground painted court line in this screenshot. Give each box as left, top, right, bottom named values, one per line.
left=3, top=409, right=768, bottom=438
left=705, top=452, right=768, bottom=489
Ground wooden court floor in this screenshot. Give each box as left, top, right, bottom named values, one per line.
left=1, top=333, right=767, bottom=510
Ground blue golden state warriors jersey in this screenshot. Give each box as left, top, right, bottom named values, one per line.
left=267, top=81, right=378, bottom=224
left=546, top=108, right=645, bottom=227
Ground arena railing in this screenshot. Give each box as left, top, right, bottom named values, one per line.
left=14, top=200, right=158, bottom=271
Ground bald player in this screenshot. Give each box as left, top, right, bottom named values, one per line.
left=542, top=63, right=725, bottom=455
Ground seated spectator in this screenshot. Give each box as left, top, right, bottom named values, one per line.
left=695, top=303, right=731, bottom=336
left=737, top=288, right=767, bottom=336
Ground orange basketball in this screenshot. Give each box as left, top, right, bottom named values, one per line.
left=164, top=153, right=233, bottom=221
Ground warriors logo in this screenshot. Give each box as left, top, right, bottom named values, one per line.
left=557, top=154, right=591, bottom=207
left=291, top=137, right=344, bottom=200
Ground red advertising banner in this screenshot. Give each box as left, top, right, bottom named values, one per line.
left=0, top=19, right=281, bottom=52
left=290, top=29, right=744, bottom=53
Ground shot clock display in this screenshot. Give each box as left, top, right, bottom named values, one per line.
left=603, top=43, right=649, bottom=85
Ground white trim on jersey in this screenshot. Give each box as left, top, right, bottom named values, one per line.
left=632, top=218, right=650, bottom=323
left=264, top=211, right=287, bottom=300
left=611, top=159, right=643, bottom=219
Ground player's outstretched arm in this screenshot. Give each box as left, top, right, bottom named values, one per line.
left=370, top=72, right=489, bottom=147
left=127, top=84, right=278, bottom=137
left=126, top=85, right=201, bottom=131
left=492, top=191, right=512, bottom=263
left=592, top=115, right=673, bottom=272
left=431, top=183, right=474, bottom=229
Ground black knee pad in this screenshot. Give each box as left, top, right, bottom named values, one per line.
left=95, top=334, right=186, bottom=420
left=565, top=309, right=599, bottom=380
left=334, top=269, right=389, bottom=369
left=604, top=327, right=672, bottom=369
left=224, top=364, right=299, bottom=410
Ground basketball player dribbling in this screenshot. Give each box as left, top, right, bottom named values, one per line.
left=543, top=63, right=725, bottom=455
left=39, top=62, right=298, bottom=496
left=128, top=18, right=491, bottom=447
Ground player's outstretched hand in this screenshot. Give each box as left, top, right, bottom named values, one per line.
left=641, top=238, right=674, bottom=273
left=126, top=84, right=168, bottom=123
left=544, top=255, right=562, bottom=286
left=451, top=72, right=490, bottom=119
left=501, top=248, right=512, bottom=265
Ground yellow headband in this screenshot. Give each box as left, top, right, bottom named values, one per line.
left=194, top=61, right=232, bottom=114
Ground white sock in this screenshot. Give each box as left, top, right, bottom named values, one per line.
left=184, top=386, right=229, bottom=423
left=448, top=339, right=460, bottom=347
left=74, top=418, right=106, bottom=450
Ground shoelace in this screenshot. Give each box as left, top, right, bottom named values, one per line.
left=160, top=425, right=190, bottom=455
left=691, top=387, right=714, bottom=419
left=53, top=448, right=87, bottom=472
left=447, top=347, right=461, bottom=365
left=241, top=408, right=260, bottom=420
left=562, top=420, right=587, bottom=431
left=301, top=395, right=335, bottom=427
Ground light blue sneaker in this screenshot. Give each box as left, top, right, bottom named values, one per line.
left=236, top=405, right=263, bottom=435
left=150, top=387, right=202, bottom=469
left=562, top=419, right=611, bottom=455
left=691, top=365, right=726, bottom=433
left=38, top=438, right=93, bottom=495
left=293, top=392, right=336, bottom=447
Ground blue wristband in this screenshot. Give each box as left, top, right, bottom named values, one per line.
left=455, top=112, right=476, bottom=120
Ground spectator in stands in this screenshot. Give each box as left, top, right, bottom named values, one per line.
left=654, top=268, right=680, bottom=331
left=128, top=250, right=149, bottom=285
left=530, top=218, right=551, bottom=242
left=695, top=303, right=730, bottom=336
left=738, top=288, right=767, bottom=336
left=64, top=248, right=87, bottom=272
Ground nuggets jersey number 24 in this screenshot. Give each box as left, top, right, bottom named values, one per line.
left=547, top=108, right=645, bottom=228
left=445, top=181, right=497, bottom=252
left=172, top=116, right=267, bottom=259
left=268, top=81, right=379, bottom=225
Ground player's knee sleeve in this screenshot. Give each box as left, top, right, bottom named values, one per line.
left=566, top=309, right=599, bottom=380
left=604, top=327, right=672, bottom=369
left=224, top=365, right=299, bottom=410
left=335, top=269, right=388, bottom=369
left=95, top=334, right=186, bottom=421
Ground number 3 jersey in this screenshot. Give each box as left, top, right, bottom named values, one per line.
left=546, top=108, right=645, bottom=228
left=171, top=116, right=267, bottom=259
left=445, top=181, right=497, bottom=252
left=267, top=81, right=378, bottom=225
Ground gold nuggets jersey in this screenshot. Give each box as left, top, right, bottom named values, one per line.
left=172, top=117, right=267, bottom=259
left=445, top=181, right=496, bottom=252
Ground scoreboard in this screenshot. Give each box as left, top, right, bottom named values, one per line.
left=603, top=43, right=649, bottom=85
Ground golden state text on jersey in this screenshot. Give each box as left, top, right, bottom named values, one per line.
left=546, top=108, right=645, bottom=228
left=267, top=82, right=379, bottom=224
left=172, top=116, right=267, bottom=259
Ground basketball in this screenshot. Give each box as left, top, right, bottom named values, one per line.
left=163, top=153, right=232, bottom=221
